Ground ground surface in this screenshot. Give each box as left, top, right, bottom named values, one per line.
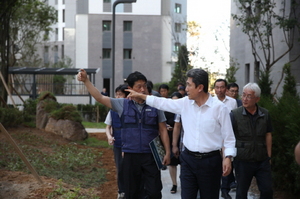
left=0, top=127, right=117, bottom=199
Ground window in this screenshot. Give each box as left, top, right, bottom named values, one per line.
left=103, top=21, right=111, bottom=31
left=104, top=0, right=111, bottom=2
left=174, top=43, right=180, bottom=52
left=62, top=27, right=65, bottom=40
left=55, top=28, right=58, bottom=41
left=54, top=45, right=58, bottom=63
left=175, top=23, right=181, bottom=32
left=124, top=21, right=132, bottom=31
left=245, top=63, right=250, bottom=84
left=44, top=46, right=49, bottom=64
left=103, top=49, right=111, bottom=59
left=124, top=49, right=132, bottom=59
left=175, top=4, right=181, bottom=13
left=61, top=45, right=64, bottom=59
left=62, top=9, right=65, bottom=23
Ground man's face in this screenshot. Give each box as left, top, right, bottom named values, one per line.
left=241, top=88, right=260, bottom=109
left=227, top=86, right=239, bottom=99
left=115, top=91, right=126, bottom=99
left=131, top=80, right=147, bottom=94
left=214, top=81, right=226, bottom=99
left=186, top=77, right=199, bottom=100
left=159, top=88, right=169, bottom=98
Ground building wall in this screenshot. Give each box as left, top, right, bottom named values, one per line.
left=230, top=0, right=300, bottom=96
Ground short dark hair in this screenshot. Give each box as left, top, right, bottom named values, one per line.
left=227, top=82, right=239, bottom=90
left=158, top=84, right=169, bottom=91
left=170, top=92, right=183, bottom=99
left=125, top=71, right=147, bottom=88
left=147, top=80, right=154, bottom=89
left=214, top=79, right=228, bottom=87
left=186, top=68, right=209, bottom=93
left=146, top=81, right=152, bottom=94
left=115, top=84, right=129, bottom=97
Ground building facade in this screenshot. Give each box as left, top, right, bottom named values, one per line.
left=44, top=0, right=187, bottom=97
left=230, top=0, right=300, bottom=96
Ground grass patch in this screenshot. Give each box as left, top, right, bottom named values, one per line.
left=82, top=121, right=106, bottom=129
left=77, top=137, right=112, bottom=148
left=0, top=130, right=108, bottom=189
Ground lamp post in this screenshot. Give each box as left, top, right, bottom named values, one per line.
left=112, top=0, right=137, bottom=93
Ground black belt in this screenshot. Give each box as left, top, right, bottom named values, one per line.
left=185, top=147, right=221, bottom=159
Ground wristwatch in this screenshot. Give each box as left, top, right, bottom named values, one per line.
left=225, top=155, right=234, bottom=162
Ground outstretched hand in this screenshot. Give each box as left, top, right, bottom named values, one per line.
left=125, top=89, right=147, bottom=101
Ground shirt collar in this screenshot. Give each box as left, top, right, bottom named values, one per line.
left=191, top=93, right=213, bottom=107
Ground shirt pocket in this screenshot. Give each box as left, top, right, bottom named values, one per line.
left=144, top=109, right=158, bottom=126
left=124, top=108, right=136, bottom=124
left=201, top=119, right=216, bottom=134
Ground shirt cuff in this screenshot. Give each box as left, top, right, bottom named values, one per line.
left=224, top=147, right=236, bottom=157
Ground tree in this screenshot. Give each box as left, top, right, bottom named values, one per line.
left=169, top=45, right=192, bottom=94
left=232, top=0, right=300, bottom=97
left=225, top=57, right=240, bottom=83
left=0, top=0, right=57, bottom=106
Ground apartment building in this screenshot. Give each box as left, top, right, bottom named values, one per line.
left=230, top=0, right=300, bottom=96
left=44, top=0, right=187, bottom=97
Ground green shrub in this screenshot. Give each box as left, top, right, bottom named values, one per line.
left=50, top=105, right=82, bottom=123
left=0, top=107, right=23, bottom=127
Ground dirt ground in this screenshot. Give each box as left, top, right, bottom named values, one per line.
left=0, top=127, right=117, bottom=199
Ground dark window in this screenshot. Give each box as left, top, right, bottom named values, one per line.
left=175, top=4, right=181, bottom=13
left=175, top=23, right=181, bottom=32
left=62, top=9, right=65, bottom=22
left=103, top=21, right=111, bottom=31
left=103, top=0, right=111, bottom=2
left=124, top=21, right=132, bottom=31
left=124, top=49, right=132, bottom=59
left=103, top=49, right=111, bottom=59
left=174, top=43, right=180, bottom=52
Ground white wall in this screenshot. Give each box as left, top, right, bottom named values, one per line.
left=75, top=15, right=88, bottom=69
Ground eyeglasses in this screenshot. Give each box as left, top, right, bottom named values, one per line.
left=241, top=93, right=255, bottom=100
left=229, top=89, right=239, bottom=93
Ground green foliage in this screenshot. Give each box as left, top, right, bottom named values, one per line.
left=225, top=57, right=240, bottom=83
left=77, top=137, right=112, bottom=148
left=260, top=94, right=300, bottom=195
left=169, top=45, right=192, bottom=94
left=53, top=75, right=66, bottom=95
left=282, top=63, right=298, bottom=98
left=37, top=91, right=57, bottom=102
left=82, top=122, right=106, bottom=129
left=258, top=70, right=273, bottom=98
left=50, top=105, right=82, bottom=123
left=0, top=107, right=23, bottom=127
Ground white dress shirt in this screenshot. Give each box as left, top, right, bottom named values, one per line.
left=146, top=94, right=236, bottom=157
left=216, top=95, right=237, bottom=112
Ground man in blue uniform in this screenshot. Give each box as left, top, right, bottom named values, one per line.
left=77, top=69, right=170, bottom=199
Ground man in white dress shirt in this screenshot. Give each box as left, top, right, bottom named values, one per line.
left=127, top=68, right=236, bottom=199
left=214, top=79, right=237, bottom=199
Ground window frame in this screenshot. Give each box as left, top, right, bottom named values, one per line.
left=103, top=21, right=111, bottom=31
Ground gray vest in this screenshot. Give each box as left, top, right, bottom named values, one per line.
left=232, top=106, right=269, bottom=162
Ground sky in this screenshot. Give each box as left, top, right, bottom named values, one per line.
left=187, top=0, right=231, bottom=75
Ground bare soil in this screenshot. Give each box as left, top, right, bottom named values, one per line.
left=0, top=127, right=117, bottom=199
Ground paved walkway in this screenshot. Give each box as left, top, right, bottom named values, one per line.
left=86, top=129, right=258, bottom=199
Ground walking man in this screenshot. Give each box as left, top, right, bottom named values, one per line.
left=126, top=68, right=236, bottom=199
left=77, top=69, right=170, bottom=199
left=231, top=83, right=273, bottom=199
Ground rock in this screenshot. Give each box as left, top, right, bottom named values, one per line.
left=36, top=101, right=51, bottom=130
left=45, top=118, right=88, bottom=141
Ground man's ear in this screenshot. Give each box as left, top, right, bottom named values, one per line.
left=197, top=84, right=204, bottom=92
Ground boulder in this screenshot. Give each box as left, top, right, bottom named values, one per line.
left=36, top=101, right=50, bottom=129
left=45, top=118, right=88, bottom=141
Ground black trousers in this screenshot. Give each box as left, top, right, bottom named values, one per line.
left=180, top=149, right=222, bottom=199
left=123, top=153, right=162, bottom=199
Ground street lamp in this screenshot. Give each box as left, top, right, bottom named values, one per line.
left=112, top=0, right=137, bottom=94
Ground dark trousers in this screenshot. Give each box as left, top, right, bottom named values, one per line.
left=221, top=162, right=236, bottom=192
left=113, top=146, right=125, bottom=193
left=123, top=153, right=162, bottom=199
left=234, top=159, right=273, bottom=199
left=180, top=149, right=222, bottom=199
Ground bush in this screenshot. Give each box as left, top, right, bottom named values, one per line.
left=50, top=105, right=82, bottom=123
left=0, top=107, right=23, bottom=127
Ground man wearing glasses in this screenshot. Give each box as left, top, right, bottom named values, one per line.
left=227, top=83, right=242, bottom=107
left=230, top=83, right=273, bottom=199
